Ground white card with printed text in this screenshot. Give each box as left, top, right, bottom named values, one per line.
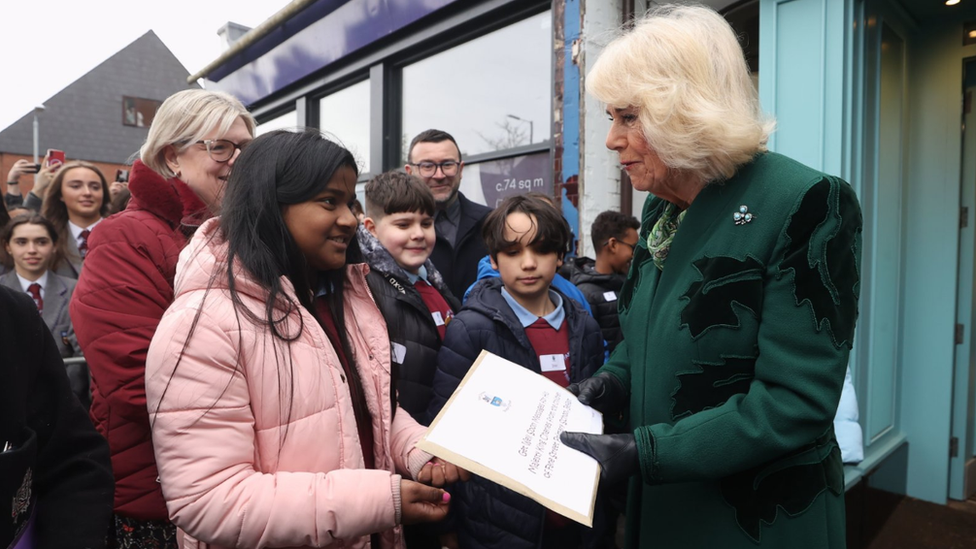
left=418, top=350, right=603, bottom=526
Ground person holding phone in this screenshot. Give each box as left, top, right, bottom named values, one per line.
left=110, top=169, right=129, bottom=199
left=4, top=159, right=40, bottom=208
left=70, top=89, right=257, bottom=549
left=8, top=153, right=64, bottom=212
left=40, top=161, right=111, bottom=278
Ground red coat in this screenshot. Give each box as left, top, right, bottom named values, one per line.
left=70, top=160, right=209, bottom=520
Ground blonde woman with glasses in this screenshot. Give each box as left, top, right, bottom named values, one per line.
left=70, top=89, right=255, bottom=548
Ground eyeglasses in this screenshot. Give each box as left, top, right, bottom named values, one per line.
left=197, top=139, right=247, bottom=163
left=603, top=239, right=637, bottom=251
left=410, top=160, right=460, bottom=178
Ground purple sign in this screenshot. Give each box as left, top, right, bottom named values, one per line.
left=475, top=152, right=551, bottom=208
left=209, top=0, right=461, bottom=105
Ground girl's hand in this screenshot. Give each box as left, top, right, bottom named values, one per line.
left=400, top=479, right=450, bottom=524
left=33, top=160, right=60, bottom=198
left=7, top=159, right=38, bottom=182
left=416, top=457, right=471, bottom=487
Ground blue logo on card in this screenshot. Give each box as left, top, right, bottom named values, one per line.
left=478, top=392, right=512, bottom=411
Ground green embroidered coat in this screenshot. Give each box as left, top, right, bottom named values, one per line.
left=601, top=152, right=861, bottom=548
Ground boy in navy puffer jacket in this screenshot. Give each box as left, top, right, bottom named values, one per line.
left=427, top=195, right=609, bottom=549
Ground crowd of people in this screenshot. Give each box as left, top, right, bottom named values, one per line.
left=1, top=5, right=862, bottom=549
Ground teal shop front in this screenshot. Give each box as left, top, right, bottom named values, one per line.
left=760, top=0, right=976, bottom=505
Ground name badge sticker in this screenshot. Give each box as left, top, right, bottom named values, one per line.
left=540, top=354, right=567, bottom=373
left=603, top=291, right=617, bottom=302
left=432, top=311, right=445, bottom=326
left=391, top=342, right=407, bottom=365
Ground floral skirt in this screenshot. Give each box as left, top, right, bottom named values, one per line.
left=107, top=514, right=178, bottom=549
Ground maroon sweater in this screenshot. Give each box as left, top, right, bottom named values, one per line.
left=314, top=296, right=375, bottom=469
left=413, top=278, right=454, bottom=340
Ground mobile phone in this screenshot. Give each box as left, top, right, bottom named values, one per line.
left=46, top=149, right=65, bottom=167
left=115, top=169, right=129, bottom=183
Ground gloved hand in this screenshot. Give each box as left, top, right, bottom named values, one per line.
left=559, top=431, right=640, bottom=484
left=559, top=432, right=639, bottom=485
left=567, top=372, right=627, bottom=416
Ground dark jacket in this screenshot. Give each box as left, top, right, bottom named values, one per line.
left=0, top=271, right=88, bottom=407
left=4, top=190, right=41, bottom=210
left=429, top=192, right=492, bottom=298
left=0, top=285, right=113, bottom=548
left=564, top=257, right=626, bottom=353
left=71, top=159, right=209, bottom=520
left=357, top=227, right=460, bottom=424
left=427, top=277, right=605, bottom=549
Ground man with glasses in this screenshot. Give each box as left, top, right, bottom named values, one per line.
left=563, top=210, right=640, bottom=354
left=405, top=129, right=492, bottom=298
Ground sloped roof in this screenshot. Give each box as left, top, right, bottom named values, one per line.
left=0, top=30, right=199, bottom=164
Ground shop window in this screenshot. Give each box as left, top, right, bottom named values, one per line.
left=723, top=0, right=760, bottom=86
left=400, top=10, right=552, bottom=163
left=319, top=80, right=371, bottom=174
left=122, top=96, right=161, bottom=128
left=256, top=110, right=298, bottom=136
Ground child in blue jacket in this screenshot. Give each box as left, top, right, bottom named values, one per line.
left=427, top=195, right=608, bottom=549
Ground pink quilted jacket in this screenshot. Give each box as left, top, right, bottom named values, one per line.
left=146, top=218, right=428, bottom=549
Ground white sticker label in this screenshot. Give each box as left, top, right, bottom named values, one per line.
left=539, top=354, right=567, bottom=373
left=432, top=311, right=445, bottom=326
left=392, top=342, right=407, bottom=365
left=603, top=291, right=617, bottom=302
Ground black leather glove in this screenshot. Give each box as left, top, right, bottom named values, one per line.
left=559, top=432, right=639, bottom=485
left=567, top=372, right=627, bottom=416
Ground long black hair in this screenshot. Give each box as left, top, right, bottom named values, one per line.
left=220, top=129, right=359, bottom=331
left=154, top=129, right=366, bottom=436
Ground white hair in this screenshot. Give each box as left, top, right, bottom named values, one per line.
left=588, top=4, right=775, bottom=182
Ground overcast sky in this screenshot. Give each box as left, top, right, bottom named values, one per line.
left=0, top=0, right=291, bottom=131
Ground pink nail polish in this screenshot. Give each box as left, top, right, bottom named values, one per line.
left=442, top=492, right=451, bottom=503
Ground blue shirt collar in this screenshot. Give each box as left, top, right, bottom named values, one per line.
left=405, top=264, right=428, bottom=285
left=501, top=287, right=565, bottom=330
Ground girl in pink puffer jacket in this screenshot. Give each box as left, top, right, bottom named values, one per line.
left=146, top=130, right=465, bottom=549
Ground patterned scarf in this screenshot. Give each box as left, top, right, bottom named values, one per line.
left=647, top=203, right=687, bottom=271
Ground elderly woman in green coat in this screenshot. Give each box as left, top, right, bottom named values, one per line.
left=560, top=5, right=861, bottom=548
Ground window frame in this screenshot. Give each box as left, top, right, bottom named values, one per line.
left=121, top=96, right=162, bottom=128
left=250, top=0, right=551, bottom=184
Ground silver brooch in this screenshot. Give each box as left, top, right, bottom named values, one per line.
left=733, top=205, right=755, bottom=225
